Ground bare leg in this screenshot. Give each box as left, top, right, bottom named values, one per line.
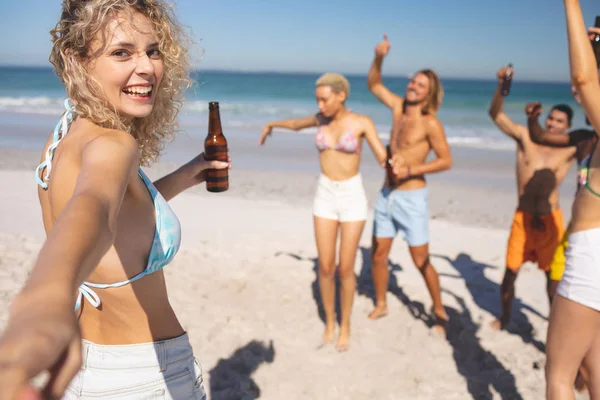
left=575, top=361, right=590, bottom=393
left=548, top=276, right=590, bottom=393
left=547, top=270, right=559, bottom=305
left=335, top=220, right=366, bottom=352
left=546, top=295, right=600, bottom=399
left=577, top=330, right=600, bottom=397
left=368, top=236, right=394, bottom=319
left=548, top=278, right=560, bottom=303
left=491, top=268, right=518, bottom=330
left=313, top=216, right=339, bottom=346
left=409, top=244, right=448, bottom=333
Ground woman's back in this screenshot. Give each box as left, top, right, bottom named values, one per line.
left=37, top=116, right=185, bottom=344
left=0, top=1, right=229, bottom=396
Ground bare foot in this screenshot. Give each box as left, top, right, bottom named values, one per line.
left=490, top=319, right=507, bottom=331
left=433, top=308, right=449, bottom=335
left=318, top=323, right=335, bottom=348
left=368, top=304, right=388, bottom=320
left=336, top=326, right=350, bottom=352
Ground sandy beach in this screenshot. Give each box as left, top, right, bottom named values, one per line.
left=0, top=117, right=590, bottom=400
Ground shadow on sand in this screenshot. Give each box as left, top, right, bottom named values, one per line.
left=277, top=247, right=432, bottom=327
left=433, top=253, right=546, bottom=353
left=209, top=340, right=276, bottom=400
left=443, top=288, right=524, bottom=400
left=356, top=246, right=433, bottom=327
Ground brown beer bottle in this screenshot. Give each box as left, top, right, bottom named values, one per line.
left=385, top=144, right=396, bottom=187
left=204, top=101, right=229, bottom=192
left=592, top=16, right=600, bottom=68
left=501, top=63, right=513, bottom=97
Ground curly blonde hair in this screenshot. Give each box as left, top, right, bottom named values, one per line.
left=49, top=0, right=192, bottom=165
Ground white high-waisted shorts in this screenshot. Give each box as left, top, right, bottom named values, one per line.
left=312, top=173, right=368, bottom=222
left=64, top=333, right=206, bottom=399
left=557, top=227, right=600, bottom=311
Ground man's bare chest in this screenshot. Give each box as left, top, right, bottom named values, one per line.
left=392, top=119, right=428, bottom=148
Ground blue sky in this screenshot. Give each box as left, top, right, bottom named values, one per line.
left=1, top=0, right=599, bottom=81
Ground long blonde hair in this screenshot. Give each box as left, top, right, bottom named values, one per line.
left=49, top=0, right=193, bottom=165
left=415, top=69, right=443, bottom=116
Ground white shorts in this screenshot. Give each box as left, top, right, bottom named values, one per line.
left=557, top=227, right=600, bottom=311
left=64, top=333, right=206, bottom=399
left=312, top=173, right=368, bottom=222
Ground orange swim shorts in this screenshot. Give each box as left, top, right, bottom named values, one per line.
left=506, top=209, right=565, bottom=272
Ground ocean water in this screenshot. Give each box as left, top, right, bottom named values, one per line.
left=0, top=66, right=585, bottom=151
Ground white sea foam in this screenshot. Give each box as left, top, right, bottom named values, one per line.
left=0, top=96, right=514, bottom=151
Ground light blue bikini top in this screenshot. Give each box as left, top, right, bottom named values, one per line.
left=35, top=99, right=181, bottom=312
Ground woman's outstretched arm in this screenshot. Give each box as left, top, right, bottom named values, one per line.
left=259, top=114, right=319, bottom=145
left=0, top=130, right=139, bottom=399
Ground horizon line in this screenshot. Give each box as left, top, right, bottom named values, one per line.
left=0, top=64, right=572, bottom=85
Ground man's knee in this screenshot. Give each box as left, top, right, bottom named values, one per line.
left=501, top=268, right=518, bottom=292
left=409, top=246, right=430, bottom=270
left=413, top=256, right=431, bottom=271
left=372, top=250, right=388, bottom=266
left=371, top=237, right=392, bottom=266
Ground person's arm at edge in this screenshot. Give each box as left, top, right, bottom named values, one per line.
left=564, top=0, right=600, bottom=136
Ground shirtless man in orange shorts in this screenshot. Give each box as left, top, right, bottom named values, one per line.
left=488, top=65, right=576, bottom=330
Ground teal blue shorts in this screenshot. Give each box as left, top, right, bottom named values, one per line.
left=373, top=186, right=429, bottom=247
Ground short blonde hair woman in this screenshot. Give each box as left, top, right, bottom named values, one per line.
left=259, top=72, right=387, bottom=352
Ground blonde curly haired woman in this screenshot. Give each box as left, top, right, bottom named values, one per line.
left=0, top=1, right=229, bottom=398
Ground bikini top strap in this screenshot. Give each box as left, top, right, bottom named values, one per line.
left=35, top=99, right=77, bottom=189
left=584, top=141, right=600, bottom=198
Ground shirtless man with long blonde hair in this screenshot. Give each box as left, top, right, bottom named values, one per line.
left=366, top=34, right=452, bottom=331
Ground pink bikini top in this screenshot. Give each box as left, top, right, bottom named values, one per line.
left=315, top=127, right=360, bottom=154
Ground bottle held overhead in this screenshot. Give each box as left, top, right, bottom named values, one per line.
left=501, top=63, right=514, bottom=97
left=204, top=101, right=229, bottom=193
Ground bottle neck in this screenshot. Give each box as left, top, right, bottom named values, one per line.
left=208, top=108, right=223, bottom=136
